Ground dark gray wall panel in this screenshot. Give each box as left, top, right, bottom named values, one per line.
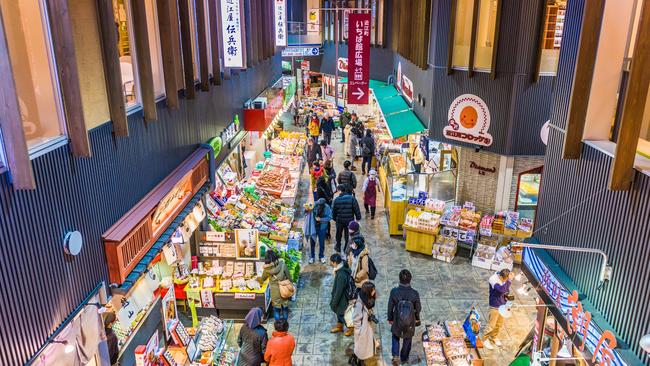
left=508, top=75, right=555, bottom=154
left=0, top=55, right=281, bottom=366
left=393, top=54, right=435, bottom=125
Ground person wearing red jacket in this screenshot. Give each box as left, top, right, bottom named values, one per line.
left=264, top=318, right=296, bottom=366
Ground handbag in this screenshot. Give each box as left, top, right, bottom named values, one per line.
left=344, top=301, right=355, bottom=328
left=276, top=276, right=296, bottom=299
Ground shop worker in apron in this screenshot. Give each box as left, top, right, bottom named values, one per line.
left=362, top=169, right=380, bottom=219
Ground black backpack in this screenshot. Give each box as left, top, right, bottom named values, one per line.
left=395, top=299, right=415, bottom=333
left=345, top=274, right=357, bottom=300
left=367, top=256, right=378, bottom=280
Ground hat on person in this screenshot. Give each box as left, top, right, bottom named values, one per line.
left=348, top=221, right=360, bottom=232
left=369, top=169, right=377, bottom=177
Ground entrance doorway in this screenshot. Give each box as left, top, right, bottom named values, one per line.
left=515, top=166, right=543, bottom=226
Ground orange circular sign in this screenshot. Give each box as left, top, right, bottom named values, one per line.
left=460, top=106, right=478, bottom=129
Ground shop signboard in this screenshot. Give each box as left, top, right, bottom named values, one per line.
left=523, top=248, right=627, bottom=366
left=274, top=0, right=287, bottom=47
left=220, top=0, right=245, bottom=68
left=347, top=13, right=371, bottom=104
left=401, top=75, right=414, bottom=103
left=444, top=94, right=493, bottom=147
left=151, top=174, right=193, bottom=236
left=396, top=62, right=402, bottom=91
left=207, top=136, right=222, bottom=157
left=281, top=46, right=320, bottom=57
left=307, top=10, right=319, bottom=33
left=234, top=293, right=256, bottom=300
left=337, top=57, right=348, bottom=73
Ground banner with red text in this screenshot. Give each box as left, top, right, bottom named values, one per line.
left=347, top=13, right=371, bottom=104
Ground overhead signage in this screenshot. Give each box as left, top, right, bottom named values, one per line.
left=343, top=10, right=350, bottom=39
left=523, top=248, right=628, bottom=366
left=281, top=46, right=321, bottom=57
left=347, top=13, right=371, bottom=104
left=220, top=0, right=245, bottom=68
left=444, top=94, right=493, bottom=147
left=274, top=0, right=287, bottom=47
left=469, top=161, right=496, bottom=175
left=402, top=75, right=414, bottom=103
left=337, top=57, right=348, bottom=73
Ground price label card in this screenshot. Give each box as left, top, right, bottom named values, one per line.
left=234, top=293, right=256, bottom=300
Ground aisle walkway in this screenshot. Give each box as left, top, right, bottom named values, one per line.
left=280, top=118, right=535, bottom=365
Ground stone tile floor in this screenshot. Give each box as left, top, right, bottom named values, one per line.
left=259, top=122, right=538, bottom=366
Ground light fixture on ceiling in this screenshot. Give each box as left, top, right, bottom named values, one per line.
left=498, top=301, right=554, bottom=319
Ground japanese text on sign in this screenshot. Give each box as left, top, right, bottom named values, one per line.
left=274, top=0, right=287, bottom=47
left=220, top=0, right=244, bottom=68
left=347, top=13, right=371, bottom=104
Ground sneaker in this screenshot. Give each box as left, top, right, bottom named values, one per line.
left=494, top=339, right=502, bottom=347
left=391, top=357, right=400, bottom=366
left=308, top=258, right=314, bottom=264
left=320, top=257, right=326, bottom=264
left=483, top=340, right=494, bottom=350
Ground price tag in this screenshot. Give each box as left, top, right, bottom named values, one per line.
left=234, top=293, right=256, bottom=300
left=203, top=231, right=226, bottom=242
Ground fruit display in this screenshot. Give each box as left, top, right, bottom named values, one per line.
left=255, top=167, right=288, bottom=197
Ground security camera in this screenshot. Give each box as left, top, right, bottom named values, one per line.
left=474, top=146, right=481, bottom=153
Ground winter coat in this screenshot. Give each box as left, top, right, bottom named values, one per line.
left=314, top=199, right=332, bottom=231
left=361, top=136, right=375, bottom=157
left=489, top=273, right=511, bottom=308
left=237, top=324, right=268, bottom=366
left=332, top=193, right=362, bottom=224
left=260, top=260, right=292, bottom=307
left=325, top=166, right=337, bottom=193
left=309, top=119, right=320, bottom=137
left=302, top=210, right=318, bottom=239
left=264, top=331, right=296, bottom=366
left=316, top=176, right=334, bottom=204
left=348, top=247, right=370, bottom=288
left=321, top=145, right=335, bottom=162
left=337, top=169, right=357, bottom=189
left=387, top=284, right=422, bottom=338
left=353, top=299, right=375, bottom=360
left=411, top=145, right=425, bottom=165
left=320, top=117, right=335, bottom=134
left=330, top=263, right=352, bottom=315
left=363, top=177, right=379, bottom=207
left=340, top=112, right=351, bottom=129
left=349, top=133, right=359, bottom=159
left=306, top=142, right=321, bottom=166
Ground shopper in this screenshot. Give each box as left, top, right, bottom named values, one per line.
left=361, top=129, right=376, bottom=175
left=260, top=250, right=292, bottom=320
left=337, top=160, right=357, bottom=191
left=348, top=129, right=360, bottom=168
left=237, top=307, right=268, bottom=366
left=303, top=203, right=318, bottom=264
left=352, top=282, right=377, bottom=365
left=264, top=318, right=296, bottom=366
left=320, top=113, right=336, bottom=145
left=332, top=184, right=362, bottom=254
left=348, top=221, right=365, bottom=256
left=313, top=198, right=332, bottom=264
left=410, top=143, right=425, bottom=174
left=362, top=169, right=380, bottom=219
left=316, top=174, right=334, bottom=205
left=308, top=114, right=320, bottom=143
left=387, top=269, right=422, bottom=366
left=104, top=312, right=119, bottom=366
left=348, top=237, right=370, bottom=288
left=310, top=161, right=324, bottom=201
left=340, top=107, right=351, bottom=142
left=320, top=140, right=335, bottom=164
left=306, top=138, right=321, bottom=166
left=324, top=159, right=337, bottom=194
left=329, top=253, right=353, bottom=335
left=484, top=269, right=513, bottom=350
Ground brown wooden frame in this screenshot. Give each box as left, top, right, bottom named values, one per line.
left=467, top=0, right=480, bottom=77
left=532, top=0, right=550, bottom=83
left=562, top=0, right=606, bottom=159
left=489, top=0, right=503, bottom=79
left=178, top=0, right=196, bottom=99
left=208, top=0, right=222, bottom=85
left=0, top=12, right=35, bottom=189
left=157, top=0, right=181, bottom=107
left=96, top=0, right=128, bottom=136
left=129, top=0, right=158, bottom=121
left=196, top=0, right=210, bottom=91
left=447, top=0, right=458, bottom=75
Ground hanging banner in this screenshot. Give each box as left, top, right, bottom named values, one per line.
left=220, top=0, right=245, bottom=68
left=347, top=13, right=371, bottom=104
left=444, top=94, right=493, bottom=146
left=402, top=75, right=414, bottom=103
left=274, top=0, right=287, bottom=47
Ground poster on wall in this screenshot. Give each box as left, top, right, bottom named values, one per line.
left=402, top=75, right=414, bottom=103
left=235, top=229, right=259, bottom=260
left=220, top=0, right=245, bottom=68
left=347, top=13, right=371, bottom=104
left=307, top=9, right=319, bottom=33
left=162, top=288, right=178, bottom=340
left=443, top=94, right=493, bottom=147
left=274, top=0, right=287, bottom=47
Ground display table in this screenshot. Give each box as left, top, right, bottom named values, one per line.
left=184, top=280, right=270, bottom=319
left=404, top=226, right=437, bottom=255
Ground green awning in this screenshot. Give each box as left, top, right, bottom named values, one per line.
left=369, top=79, right=387, bottom=88
left=372, top=85, right=399, bottom=101
left=384, top=110, right=427, bottom=139
left=377, top=95, right=410, bottom=115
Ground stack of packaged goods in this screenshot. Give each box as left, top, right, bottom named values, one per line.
left=433, top=236, right=457, bottom=263
left=268, top=132, right=308, bottom=156
left=422, top=323, right=481, bottom=366
left=404, top=210, right=441, bottom=234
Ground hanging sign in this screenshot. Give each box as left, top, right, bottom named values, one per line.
left=220, top=0, right=245, bottom=68
left=444, top=94, right=493, bottom=147
left=402, top=75, right=414, bottom=103
left=274, top=0, right=287, bottom=47
left=396, top=62, right=402, bottom=91
left=281, top=46, right=320, bottom=57
left=307, top=10, right=319, bottom=33
left=347, top=13, right=371, bottom=104
left=337, top=57, right=348, bottom=73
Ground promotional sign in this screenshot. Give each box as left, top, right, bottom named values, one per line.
left=281, top=46, right=320, bottom=57
left=402, top=75, right=414, bottom=103
left=523, top=248, right=628, bottom=366
left=300, top=60, right=310, bottom=71
left=337, top=57, right=348, bottom=73
left=444, top=94, right=493, bottom=146
left=343, top=10, right=350, bottom=39
left=307, top=10, right=320, bottom=33
left=396, top=62, right=402, bottom=91
left=274, top=0, right=287, bottom=47
left=347, top=13, right=371, bottom=104
left=220, top=0, right=245, bottom=68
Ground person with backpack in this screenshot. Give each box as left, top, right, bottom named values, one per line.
left=337, top=160, right=357, bottom=192
left=352, top=282, right=377, bottom=365
left=387, top=269, right=422, bottom=365
left=260, top=250, right=293, bottom=321
left=362, top=169, right=380, bottom=219
left=312, top=198, right=332, bottom=264
left=316, top=174, right=334, bottom=206
left=360, top=129, right=376, bottom=175
left=348, top=237, right=371, bottom=289
left=346, top=221, right=364, bottom=256
left=329, top=253, right=354, bottom=336
left=320, top=113, right=336, bottom=145
left=331, top=184, right=362, bottom=254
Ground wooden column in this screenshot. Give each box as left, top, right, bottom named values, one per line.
left=178, top=0, right=196, bottom=98
left=249, top=0, right=258, bottom=64
left=96, top=0, right=128, bottom=136
left=447, top=0, right=457, bottom=75
left=489, top=0, right=503, bottom=79
left=467, top=0, right=479, bottom=77
left=196, top=0, right=209, bottom=91
left=130, top=0, right=158, bottom=121
left=0, top=13, right=35, bottom=189
left=157, top=0, right=181, bottom=107
left=46, top=0, right=91, bottom=156
left=208, top=0, right=222, bottom=85
left=562, top=0, right=605, bottom=159
left=609, top=0, right=650, bottom=190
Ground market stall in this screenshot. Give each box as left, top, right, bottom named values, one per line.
left=422, top=312, right=484, bottom=366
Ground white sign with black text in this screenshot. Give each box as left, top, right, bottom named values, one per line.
left=220, top=0, right=245, bottom=68
left=444, top=94, right=493, bottom=147
left=274, top=0, right=287, bottom=47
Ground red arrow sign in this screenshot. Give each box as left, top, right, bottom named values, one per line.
left=347, top=13, right=370, bottom=104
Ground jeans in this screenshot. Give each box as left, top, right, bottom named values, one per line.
left=335, top=221, right=350, bottom=253
left=414, top=163, right=422, bottom=173
left=391, top=335, right=413, bottom=362
left=323, top=131, right=332, bottom=144
left=336, top=313, right=345, bottom=324
left=311, top=228, right=326, bottom=260
left=364, top=204, right=376, bottom=218
left=362, top=156, right=373, bottom=174
left=273, top=306, right=289, bottom=321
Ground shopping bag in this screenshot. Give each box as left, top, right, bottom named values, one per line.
left=344, top=301, right=355, bottom=328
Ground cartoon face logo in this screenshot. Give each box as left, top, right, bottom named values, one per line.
left=444, top=94, right=493, bottom=146
left=460, top=106, right=478, bottom=129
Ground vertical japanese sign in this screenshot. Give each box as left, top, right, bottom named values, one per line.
left=220, top=0, right=245, bottom=68
left=274, top=0, right=287, bottom=47
left=347, top=13, right=371, bottom=104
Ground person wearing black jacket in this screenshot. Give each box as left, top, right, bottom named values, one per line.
left=331, top=184, right=362, bottom=254
left=337, top=161, right=357, bottom=191
left=360, top=129, right=376, bottom=175
left=387, top=270, right=422, bottom=365
left=306, top=138, right=321, bottom=166
left=104, top=312, right=119, bottom=366
left=320, top=113, right=336, bottom=144
left=329, top=253, right=353, bottom=334
left=237, top=307, right=268, bottom=366
left=316, top=174, right=334, bottom=205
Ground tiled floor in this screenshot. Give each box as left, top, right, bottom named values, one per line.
left=261, top=115, right=537, bottom=365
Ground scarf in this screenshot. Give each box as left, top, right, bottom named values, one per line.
left=352, top=242, right=365, bottom=257
left=244, top=307, right=263, bottom=329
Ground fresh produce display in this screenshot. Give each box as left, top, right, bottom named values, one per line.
left=263, top=237, right=301, bottom=283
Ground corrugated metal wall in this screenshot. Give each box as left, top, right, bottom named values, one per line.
left=536, top=0, right=650, bottom=363
left=0, top=56, right=281, bottom=366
